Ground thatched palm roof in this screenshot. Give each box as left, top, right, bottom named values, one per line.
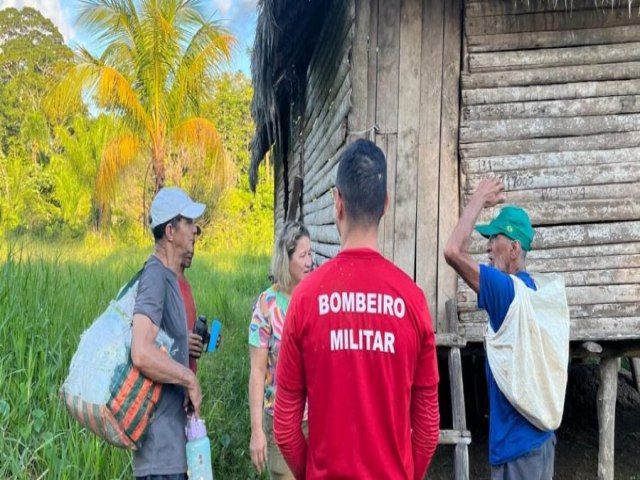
left=249, top=0, right=330, bottom=190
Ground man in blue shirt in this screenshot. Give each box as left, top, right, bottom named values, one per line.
left=444, top=178, right=556, bottom=480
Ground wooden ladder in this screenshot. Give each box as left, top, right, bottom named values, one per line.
left=436, top=300, right=471, bottom=480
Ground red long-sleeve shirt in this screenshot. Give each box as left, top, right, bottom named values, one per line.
left=274, top=248, right=440, bottom=479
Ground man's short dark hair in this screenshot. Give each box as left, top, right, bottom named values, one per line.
left=151, top=215, right=184, bottom=241
left=335, top=139, right=387, bottom=227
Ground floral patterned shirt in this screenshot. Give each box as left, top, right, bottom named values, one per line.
left=249, top=286, right=291, bottom=416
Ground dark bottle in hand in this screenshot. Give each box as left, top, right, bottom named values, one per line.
left=193, top=315, right=211, bottom=351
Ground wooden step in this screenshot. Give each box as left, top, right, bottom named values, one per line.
left=439, top=429, right=473, bottom=445
left=436, top=333, right=467, bottom=348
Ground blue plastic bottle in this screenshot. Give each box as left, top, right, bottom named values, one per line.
left=185, top=416, right=214, bottom=480
left=207, top=320, right=222, bottom=352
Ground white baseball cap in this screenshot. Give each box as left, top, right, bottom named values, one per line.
left=150, top=187, right=206, bottom=229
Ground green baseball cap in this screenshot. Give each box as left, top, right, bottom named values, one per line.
left=474, top=205, right=535, bottom=251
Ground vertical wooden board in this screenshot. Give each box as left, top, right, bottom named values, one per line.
left=349, top=0, right=370, bottom=139
left=416, top=0, right=445, bottom=323
left=597, top=357, right=618, bottom=480
left=436, top=0, right=462, bottom=331
left=376, top=0, right=401, bottom=260
left=394, top=0, right=423, bottom=277
left=461, top=5, right=470, bottom=75
left=367, top=0, right=379, bottom=134
left=367, top=0, right=385, bottom=252
left=449, top=346, right=470, bottom=480
left=289, top=134, right=302, bottom=219
left=289, top=136, right=301, bottom=184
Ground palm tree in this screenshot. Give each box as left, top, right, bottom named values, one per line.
left=48, top=0, right=235, bottom=214
left=52, top=114, right=119, bottom=230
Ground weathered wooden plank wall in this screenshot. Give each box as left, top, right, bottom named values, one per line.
left=375, top=0, right=401, bottom=259
left=301, top=0, right=354, bottom=265
left=437, top=0, right=463, bottom=329
left=459, top=0, right=640, bottom=342
left=395, top=0, right=423, bottom=276
left=271, top=1, right=352, bottom=243
left=416, top=0, right=445, bottom=323
left=341, top=0, right=462, bottom=329
left=283, top=0, right=462, bottom=331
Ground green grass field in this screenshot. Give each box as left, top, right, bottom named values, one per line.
left=0, top=240, right=271, bottom=479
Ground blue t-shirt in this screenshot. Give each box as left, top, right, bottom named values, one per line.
left=478, top=264, right=553, bottom=466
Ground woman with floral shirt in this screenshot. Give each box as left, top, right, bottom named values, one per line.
left=248, top=221, right=312, bottom=479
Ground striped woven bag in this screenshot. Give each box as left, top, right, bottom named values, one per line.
left=61, top=270, right=171, bottom=450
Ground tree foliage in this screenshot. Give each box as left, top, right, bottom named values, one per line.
left=48, top=0, right=237, bottom=221
left=51, top=115, right=121, bottom=233
left=0, top=7, right=73, bottom=156
left=202, top=73, right=273, bottom=251
left=0, top=6, right=273, bottom=250
left=0, top=7, right=74, bottom=234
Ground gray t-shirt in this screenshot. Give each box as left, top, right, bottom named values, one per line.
left=132, top=255, right=189, bottom=476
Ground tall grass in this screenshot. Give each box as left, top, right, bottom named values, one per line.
left=0, top=241, right=272, bottom=479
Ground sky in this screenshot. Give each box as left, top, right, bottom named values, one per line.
left=0, top=0, right=257, bottom=76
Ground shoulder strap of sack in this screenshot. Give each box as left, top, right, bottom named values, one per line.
left=115, top=268, right=144, bottom=301
left=509, top=273, right=528, bottom=290
left=120, top=260, right=171, bottom=328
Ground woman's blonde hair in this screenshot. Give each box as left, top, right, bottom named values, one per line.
left=270, top=221, right=310, bottom=292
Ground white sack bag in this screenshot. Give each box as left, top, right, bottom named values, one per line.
left=485, top=273, right=570, bottom=431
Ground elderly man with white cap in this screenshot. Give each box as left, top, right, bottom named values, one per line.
left=130, top=186, right=206, bottom=480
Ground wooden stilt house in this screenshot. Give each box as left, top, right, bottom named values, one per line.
left=250, top=1, right=640, bottom=478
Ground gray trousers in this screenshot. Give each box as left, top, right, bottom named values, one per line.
left=491, top=433, right=556, bottom=480
left=135, top=476, right=187, bottom=480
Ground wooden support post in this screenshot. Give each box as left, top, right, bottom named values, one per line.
left=287, top=176, right=303, bottom=222
left=631, top=358, right=640, bottom=393
left=440, top=300, right=469, bottom=480
left=449, top=347, right=469, bottom=480
left=445, top=299, right=460, bottom=335
left=597, top=357, right=618, bottom=480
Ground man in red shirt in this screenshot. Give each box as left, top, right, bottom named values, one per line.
left=179, top=225, right=216, bottom=374
left=178, top=244, right=202, bottom=373
left=274, top=139, right=440, bottom=479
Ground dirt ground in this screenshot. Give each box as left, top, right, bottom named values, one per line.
left=428, top=362, right=640, bottom=480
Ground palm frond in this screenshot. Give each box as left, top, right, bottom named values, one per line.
left=95, top=134, right=142, bottom=209
left=135, top=0, right=180, bottom=125
left=172, top=118, right=222, bottom=155
left=169, top=22, right=235, bottom=115
left=100, top=42, right=135, bottom=77
left=76, top=0, right=139, bottom=51
left=168, top=24, right=235, bottom=122
left=95, top=66, right=150, bottom=133
left=172, top=117, right=232, bottom=183
left=75, top=45, right=102, bottom=65
left=44, top=63, right=97, bottom=122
